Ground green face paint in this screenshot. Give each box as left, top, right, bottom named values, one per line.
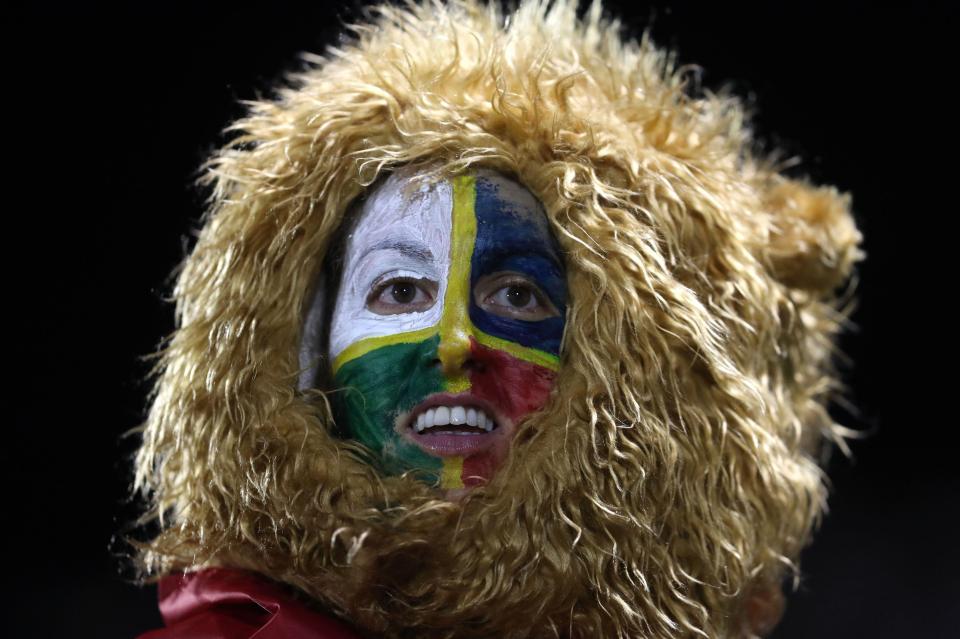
left=333, top=335, right=444, bottom=481
left=324, top=168, right=565, bottom=490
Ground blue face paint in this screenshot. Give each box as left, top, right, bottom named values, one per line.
left=470, top=174, right=567, bottom=355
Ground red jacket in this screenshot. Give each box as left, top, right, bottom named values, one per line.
left=138, top=568, right=363, bottom=639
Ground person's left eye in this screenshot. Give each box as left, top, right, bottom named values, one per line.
left=476, top=274, right=558, bottom=321
left=490, top=284, right=537, bottom=310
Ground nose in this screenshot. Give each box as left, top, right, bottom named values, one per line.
left=437, top=286, right=482, bottom=380
left=437, top=324, right=472, bottom=377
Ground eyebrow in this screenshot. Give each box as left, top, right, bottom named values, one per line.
left=359, top=239, right=434, bottom=263
left=483, top=242, right=562, bottom=273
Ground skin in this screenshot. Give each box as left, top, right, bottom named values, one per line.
left=327, top=168, right=566, bottom=489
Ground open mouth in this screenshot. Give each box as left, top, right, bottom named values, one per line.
left=401, top=394, right=505, bottom=457
left=412, top=405, right=497, bottom=435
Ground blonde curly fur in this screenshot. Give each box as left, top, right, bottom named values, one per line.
left=134, top=1, right=863, bottom=637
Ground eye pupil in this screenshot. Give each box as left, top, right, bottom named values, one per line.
left=391, top=283, right=416, bottom=303
left=505, top=285, right=531, bottom=307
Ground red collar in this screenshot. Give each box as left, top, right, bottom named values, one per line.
left=139, top=568, right=363, bottom=639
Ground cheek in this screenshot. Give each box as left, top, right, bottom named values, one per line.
left=468, top=339, right=557, bottom=422
left=460, top=339, right=556, bottom=487
left=332, top=337, right=444, bottom=477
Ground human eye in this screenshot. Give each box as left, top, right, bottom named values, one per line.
left=475, top=273, right=558, bottom=321
left=366, top=274, right=438, bottom=315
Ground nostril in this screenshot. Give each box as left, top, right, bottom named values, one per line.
left=463, top=357, right=484, bottom=373
left=434, top=355, right=484, bottom=374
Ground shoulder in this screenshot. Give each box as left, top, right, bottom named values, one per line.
left=137, top=568, right=363, bottom=639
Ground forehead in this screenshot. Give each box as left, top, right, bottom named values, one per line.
left=471, top=171, right=560, bottom=269
left=348, top=168, right=554, bottom=249
left=473, top=171, right=552, bottom=239
left=347, top=169, right=453, bottom=254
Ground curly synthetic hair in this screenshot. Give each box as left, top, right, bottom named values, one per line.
left=134, top=1, right=862, bottom=637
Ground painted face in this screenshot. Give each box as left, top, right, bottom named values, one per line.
left=328, top=168, right=566, bottom=490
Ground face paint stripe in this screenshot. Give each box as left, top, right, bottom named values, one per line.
left=437, top=174, right=478, bottom=388
left=441, top=456, right=465, bottom=489
left=328, top=169, right=566, bottom=491
left=473, top=330, right=560, bottom=371
left=444, top=376, right=472, bottom=393
left=462, top=453, right=496, bottom=488
left=468, top=173, right=567, bottom=357
left=332, top=326, right=438, bottom=374
left=327, top=173, right=453, bottom=360
left=470, top=311, right=564, bottom=356
left=468, top=338, right=558, bottom=423
left=333, top=336, right=445, bottom=480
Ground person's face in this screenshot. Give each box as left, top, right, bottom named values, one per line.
left=329, top=168, right=566, bottom=490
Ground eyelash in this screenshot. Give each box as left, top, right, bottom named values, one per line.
left=478, top=275, right=557, bottom=319
left=488, top=279, right=541, bottom=303
left=367, top=275, right=436, bottom=312
left=363, top=273, right=556, bottom=320
left=369, top=276, right=415, bottom=298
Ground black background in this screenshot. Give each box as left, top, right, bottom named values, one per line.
left=8, top=1, right=957, bottom=637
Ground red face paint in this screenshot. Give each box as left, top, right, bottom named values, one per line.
left=324, top=170, right=565, bottom=492
left=460, top=337, right=557, bottom=487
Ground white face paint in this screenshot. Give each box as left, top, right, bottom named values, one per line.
left=310, top=167, right=567, bottom=491
left=327, top=171, right=453, bottom=361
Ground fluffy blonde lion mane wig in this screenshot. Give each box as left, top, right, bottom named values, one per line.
left=134, top=1, right=862, bottom=637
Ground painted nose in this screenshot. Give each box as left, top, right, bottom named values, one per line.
left=438, top=324, right=472, bottom=377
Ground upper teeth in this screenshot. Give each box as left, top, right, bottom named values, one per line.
left=414, top=406, right=495, bottom=433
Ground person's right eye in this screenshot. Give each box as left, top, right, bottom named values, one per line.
left=366, top=277, right=437, bottom=315
left=473, top=273, right=558, bottom=321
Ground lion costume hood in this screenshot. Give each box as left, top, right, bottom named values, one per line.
left=135, top=1, right=862, bottom=637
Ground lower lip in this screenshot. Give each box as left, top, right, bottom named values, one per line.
left=409, top=429, right=499, bottom=457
